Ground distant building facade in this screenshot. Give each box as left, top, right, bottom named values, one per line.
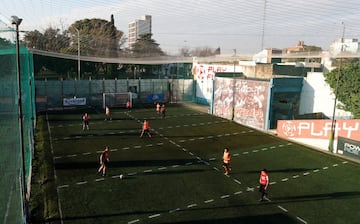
left=329, top=38, right=359, bottom=55
left=284, top=41, right=306, bottom=53
left=128, top=15, right=152, bottom=50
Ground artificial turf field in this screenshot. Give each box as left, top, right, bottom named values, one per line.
left=40, top=103, right=360, bottom=224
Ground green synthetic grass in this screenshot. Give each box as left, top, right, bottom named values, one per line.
left=31, top=104, right=360, bottom=224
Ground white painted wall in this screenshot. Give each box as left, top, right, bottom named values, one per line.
left=299, top=72, right=352, bottom=118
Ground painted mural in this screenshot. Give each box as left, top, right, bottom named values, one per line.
left=233, top=80, right=269, bottom=129
left=213, top=77, right=234, bottom=120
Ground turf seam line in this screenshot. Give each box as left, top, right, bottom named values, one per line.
left=234, top=179, right=242, bottom=185
left=76, top=181, right=87, bottom=185
left=169, top=208, right=180, bottom=213
left=246, top=187, right=255, bottom=192
left=278, top=205, right=288, bottom=212
left=148, top=213, right=161, bottom=219
left=187, top=203, right=197, bottom=208
left=296, top=216, right=308, bottom=224
left=128, top=218, right=140, bottom=223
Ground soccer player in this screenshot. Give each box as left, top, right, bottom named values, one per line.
left=126, top=100, right=131, bottom=110
left=161, top=104, right=166, bottom=118
left=140, top=119, right=151, bottom=138
left=222, top=147, right=231, bottom=175
left=105, top=106, right=111, bottom=120
left=82, top=113, right=90, bottom=130
left=259, top=169, right=270, bottom=201
left=97, top=146, right=110, bottom=176
left=156, top=103, right=160, bottom=114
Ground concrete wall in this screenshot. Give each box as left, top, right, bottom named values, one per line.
left=299, top=72, right=352, bottom=119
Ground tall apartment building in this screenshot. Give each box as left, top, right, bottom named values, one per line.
left=128, top=15, right=152, bottom=50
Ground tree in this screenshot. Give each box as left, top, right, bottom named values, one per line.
left=324, top=60, right=360, bottom=118
left=0, top=37, right=12, bottom=48
left=64, top=17, right=124, bottom=58
left=23, top=28, right=70, bottom=51
left=179, top=47, right=191, bottom=57
left=131, top=33, right=165, bottom=57
left=191, top=46, right=220, bottom=57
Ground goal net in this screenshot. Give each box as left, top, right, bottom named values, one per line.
left=102, top=92, right=132, bottom=109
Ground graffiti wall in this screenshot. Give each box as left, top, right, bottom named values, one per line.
left=233, top=80, right=269, bottom=129
left=213, top=77, right=235, bottom=120
left=213, top=77, right=270, bottom=129
left=193, top=63, right=239, bottom=104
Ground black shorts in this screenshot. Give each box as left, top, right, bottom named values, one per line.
left=259, top=184, right=267, bottom=193
left=223, top=162, right=230, bottom=168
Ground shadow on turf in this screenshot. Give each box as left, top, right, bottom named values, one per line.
left=68, top=131, right=142, bottom=138
left=46, top=206, right=297, bottom=224
left=55, top=159, right=203, bottom=170
left=244, top=168, right=320, bottom=174
left=158, top=213, right=297, bottom=224
left=271, top=191, right=360, bottom=203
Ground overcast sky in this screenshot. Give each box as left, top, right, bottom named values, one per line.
left=1, top=0, right=359, bottom=55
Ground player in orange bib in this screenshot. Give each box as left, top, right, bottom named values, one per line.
left=140, top=119, right=151, bottom=138
left=222, top=147, right=231, bottom=175
left=126, top=100, right=131, bottom=110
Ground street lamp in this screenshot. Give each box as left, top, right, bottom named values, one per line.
left=328, top=22, right=345, bottom=153
left=72, top=26, right=81, bottom=80
left=11, top=14, right=28, bottom=213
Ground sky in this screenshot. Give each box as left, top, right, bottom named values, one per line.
left=0, top=0, right=359, bottom=55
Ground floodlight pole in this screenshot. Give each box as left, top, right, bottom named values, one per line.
left=11, top=15, right=28, bottom=219
left=73, top=27, right=81, bottom=80
left=328, top=22, right=345, bottom=153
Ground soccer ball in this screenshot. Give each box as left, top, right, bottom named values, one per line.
left=119, top=174, right=124, bottom=179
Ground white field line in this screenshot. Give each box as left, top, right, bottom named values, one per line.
left=47, top=113, right=64, bottom=224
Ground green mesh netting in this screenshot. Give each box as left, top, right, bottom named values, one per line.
left=0, top=19, right=35, bottom=224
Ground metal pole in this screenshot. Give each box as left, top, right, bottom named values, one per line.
left=328, top=22, right=345, bottom=153
left=12, top=15, right=28, bottom=221
left=73, top=27, right=80, bottom=80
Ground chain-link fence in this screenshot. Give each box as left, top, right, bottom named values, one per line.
left=35, top=78, right=195, bottom=110
left=0, top=20, right=36, bottom=224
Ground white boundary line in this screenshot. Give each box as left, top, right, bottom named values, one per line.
left=46, top=113, right=64, bottom=224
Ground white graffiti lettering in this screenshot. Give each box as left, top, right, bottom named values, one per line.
left=344, top=142, right=360, bottom=155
